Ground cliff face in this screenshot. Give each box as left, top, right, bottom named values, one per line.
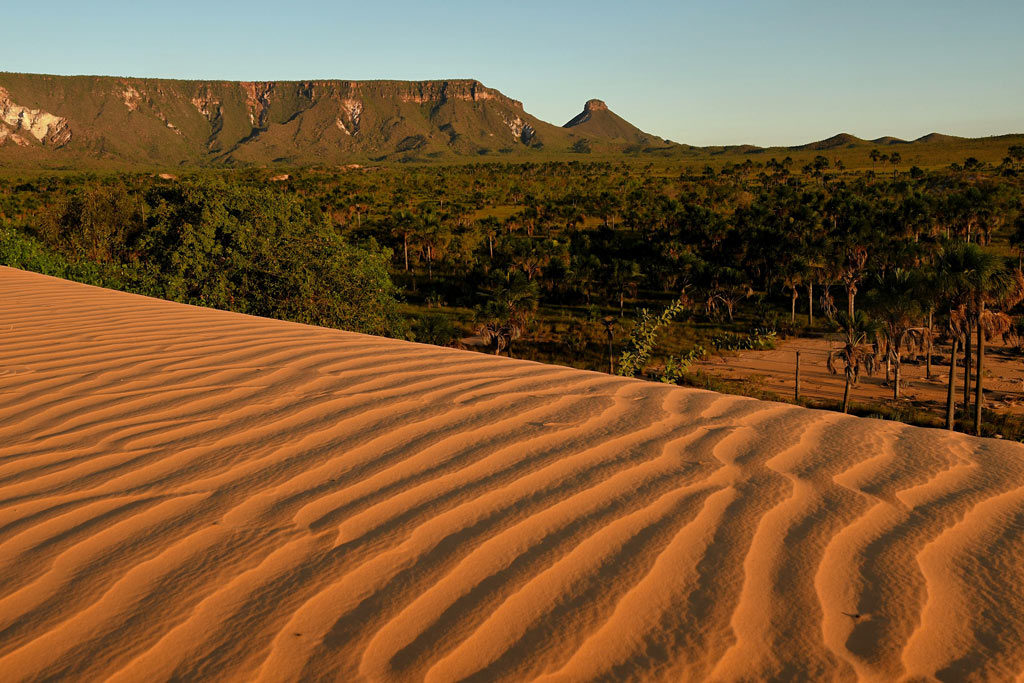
left=0, top=73, right=626, bottom=167
left=0, top=86, right=71, bottom=148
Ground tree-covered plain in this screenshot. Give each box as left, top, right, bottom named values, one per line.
left=2, top=151, right=1023, bottom=436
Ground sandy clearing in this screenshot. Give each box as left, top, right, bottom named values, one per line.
left=1, top=266, right=1023, bottom=681
left=694, top=336, right=1024, bottom=416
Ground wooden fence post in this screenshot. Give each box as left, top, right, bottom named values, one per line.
left=795, top=350, right=801, bottom=402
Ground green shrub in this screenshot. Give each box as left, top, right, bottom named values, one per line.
left=617, top=298, right=687, bottom=377
left=660, top=346, right=708, bottom=384
left=414, top=312, right=460, bottom=347
left=0, top=227, right=69, bottom=276
left=710, top=327, right=777, bottom=351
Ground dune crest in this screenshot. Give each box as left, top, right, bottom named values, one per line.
left=1, top=267, right=1023, bottom=681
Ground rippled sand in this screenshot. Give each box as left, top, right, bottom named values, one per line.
left=2, top=267, right=1023, bottom=681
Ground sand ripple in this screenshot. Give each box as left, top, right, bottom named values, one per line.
left=1, top=268, right=1023, bottom=681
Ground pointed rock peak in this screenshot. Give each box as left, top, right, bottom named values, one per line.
left=564, top=99, right=612, bottom=128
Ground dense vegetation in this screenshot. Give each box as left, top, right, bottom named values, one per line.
left=2, top=149, right=1024, bottom=436
left=0, top=180, right=400, bottom=336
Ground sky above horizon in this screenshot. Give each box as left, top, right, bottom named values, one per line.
left=3, top=0, right=1021, bottom=146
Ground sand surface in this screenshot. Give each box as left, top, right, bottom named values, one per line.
left=2, top=266, right=1024, bottom=681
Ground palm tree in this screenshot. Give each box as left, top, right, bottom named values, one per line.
left=936, top=243, right=1018, bottom=434
left=944, top=308, right=966, bottom=430
left=476, top=321, right=520, bottom=356
left=972, top=306, right=1014, bottom=433
left=609, top=259, right=642, bottom=316
left=936, top=245, right=979, bottom=415
left=776, top=257, right=808, bottom=323
left=866, top=269, right=925, bottom=400
left=479, top=216, right=500, bottom=264
left=602, top=316, right=616, bottom=373
left=827, top=311, right=879, bottom=413
left=390, top=210, right=416, bottom=272
left=705, top=266, right=752, bottom=323
left=889, top=152, right=902, bottom=178
left=476, top=271, right=539, bottom=358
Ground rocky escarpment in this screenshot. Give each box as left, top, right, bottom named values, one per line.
left=0, top=86, right=71, bottom=147
left=241, top=81, right=275, bottom=127
left=0, top=73, right=670, bottom=166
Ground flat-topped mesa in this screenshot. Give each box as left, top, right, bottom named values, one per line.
left=389, top=79, right=521, bottom=107
left=230, top=79, right=524, bottom=126
left=246, top=79, right=523, bottom=107
left=0, top=73, right=658, bottom=165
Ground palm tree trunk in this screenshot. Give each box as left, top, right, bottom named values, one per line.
left=403, top=232, right=409, bottom=272
left=946, top=337, right=958, bottom=430
left=975, top=311, right=985, bottom=435
left=842, top=373, right=851, bottom=413
left=893, top=357, right=901, bottom=400
left=925, top=309, right=933, bottom=379
left=807, top=282, right=813, bottom=326
left=607, top=332, right=614, bottom=374
left=963, top=324, right=973, bottom=410
left=791, top=288, right=797, bottom=323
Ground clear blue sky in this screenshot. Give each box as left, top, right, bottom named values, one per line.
left=3, top=0, right=1021, bottom=146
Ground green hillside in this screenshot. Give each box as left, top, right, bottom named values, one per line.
left=0, top=72, right=1021, bottom=170
left=0, top=73, right=600, bottom=167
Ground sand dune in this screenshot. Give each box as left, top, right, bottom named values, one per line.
left=2, top=266, right=1023, bottom=681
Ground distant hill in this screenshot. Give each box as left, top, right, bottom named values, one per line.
left=914, top=132, right=964, bottom=144
left=871, top=136, right=908, bottom=145
left=0, top=73, right=651, bottom=167
left=0, top=72, right=1022, bottom=169
left=562, top=99, right=662, bottom=147
left=795, top=133, right=866, bottom=151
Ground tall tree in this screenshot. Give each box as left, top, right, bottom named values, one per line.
left=827, top=311, right=878, bottom=413
left=866, top=269, right=925, bottom=400
left=937, top=243, right=1018, bottom=434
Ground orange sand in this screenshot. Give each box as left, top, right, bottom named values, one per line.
left=1, top=266, right=1023, bottom=681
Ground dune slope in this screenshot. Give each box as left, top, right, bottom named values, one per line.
left=1, top=267, right=1023, bottom=681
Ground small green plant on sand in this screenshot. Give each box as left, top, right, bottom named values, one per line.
left=660, top=346, right=708, bottom=384
left=617, top=298, right=687, bottom=377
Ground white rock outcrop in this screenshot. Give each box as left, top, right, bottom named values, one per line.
left=0, top=87, right=71, bottom=146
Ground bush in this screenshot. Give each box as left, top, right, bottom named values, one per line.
left=659, top=346, right=707, bottom=384
left=710, top=327, right=777, bottom=351
left=414, top=312, right=460, bottom=347
left=5, top=180, right=404, bottom=338
left=618, top=298, right=687, bottom=377
left=0, top=227, right=70, bottom=277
